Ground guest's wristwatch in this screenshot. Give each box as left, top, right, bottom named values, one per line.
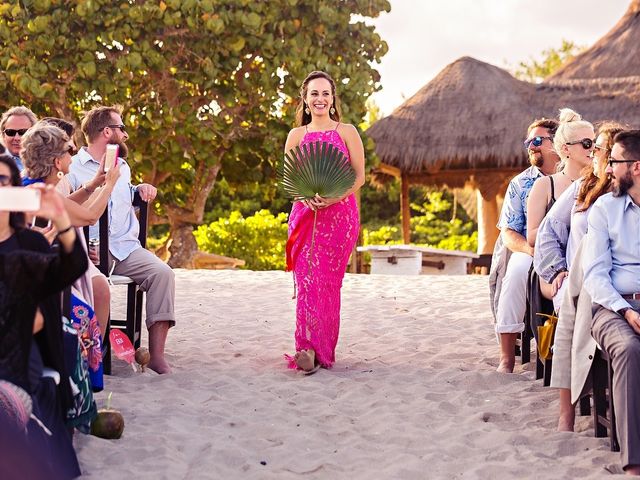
left=618, top=307, right=632, bottom=318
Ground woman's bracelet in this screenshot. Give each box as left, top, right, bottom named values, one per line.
left=57, top=225, right=74, bottom=236
left=82, top=183, right=96, bottom=194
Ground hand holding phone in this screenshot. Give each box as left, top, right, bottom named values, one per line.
left=0, top=187, right=41, bottom=212
left=104, top=144, right=119, bottom=172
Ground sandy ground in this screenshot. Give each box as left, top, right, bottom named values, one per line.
left=75, top=270, right=620, bottom=479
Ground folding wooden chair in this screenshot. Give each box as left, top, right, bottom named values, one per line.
left=84, top=192, right=148, bottom=374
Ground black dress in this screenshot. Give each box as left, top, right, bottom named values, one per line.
left=0, top=228, right=88, bottom=480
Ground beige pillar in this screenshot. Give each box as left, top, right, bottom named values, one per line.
left=400, top=174, right=410, bottom=244
left=476, top=189, right=499, bottom=255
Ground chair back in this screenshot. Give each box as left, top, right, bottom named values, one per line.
left=83, top=192, right=148, bottom=276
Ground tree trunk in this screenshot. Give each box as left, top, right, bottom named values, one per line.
left=167, top=222, right=198, bottom=269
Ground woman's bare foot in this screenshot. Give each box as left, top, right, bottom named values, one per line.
left=496, top=357, right=515, bottom=373
left=294, top=349, right=316, bottom=372
left=557, top=413, right=575, bottom=432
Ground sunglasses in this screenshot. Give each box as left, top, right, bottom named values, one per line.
left=524, top=136, right=553, bottom=149
left=104, top=124, right=126, bottom=133
left=566, top=138, right=595, bottom=149
left=0, top=174, right=11, bottom=186
left=607, top=157, right=640, bottom=168
left=2, top=128, right=29, bottom=137
left=65, top=146, right=78, bottom=156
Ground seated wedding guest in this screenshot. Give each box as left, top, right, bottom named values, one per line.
left=67, top=105, right=175, bottom=374
left=539, top=122, right=622, bottom=432
left=491, top=117, right=559, bottom=373
left=0, top=106, right=37, bottom=174
left=0, top=156, right=88, bottom=479
left=21, top=122, right=120, bottom=337
left=582, top=130, right=640, bottom=475
left=526, top=108, right=594, bottom=297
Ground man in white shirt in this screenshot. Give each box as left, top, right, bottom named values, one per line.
left=583, top=130, right=640, bottom=475
left=67, top=106, right=175, bottom=374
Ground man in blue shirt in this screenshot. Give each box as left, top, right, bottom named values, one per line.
left=67, top=106, right=175, bottom=374
left=0, top=106, right=37, bottom=174
left=583, top=130, right=640, bottom=475
left=494, top=118, right=559, bottom=373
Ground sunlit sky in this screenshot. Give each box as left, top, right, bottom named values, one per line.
left=369, top=0, right=630, bottom=115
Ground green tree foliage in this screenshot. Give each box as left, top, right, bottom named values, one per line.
left=194, top=209, right=288, bottom=270
left=0, top=0, right=390, bottom=267
left=514, top=39, right=585, bottom=83
left=362, top=190, right=477, bottom=252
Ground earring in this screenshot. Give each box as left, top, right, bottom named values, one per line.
left=57, top=170, right=64, bottom=180
left=330, top=106, right=336, bottom=115
left=304, top=106, right=310, bottom=115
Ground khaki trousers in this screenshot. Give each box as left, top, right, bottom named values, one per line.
left=108, top=247, right=175, bottom=329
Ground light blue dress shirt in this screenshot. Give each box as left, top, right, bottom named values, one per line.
left=67, top=147, right=141, bottom=261
left=497, top=165, right=543, bottom=237
left=583, top=192, right=640, bottom=313
left=12, top=155, right=24, bottom=173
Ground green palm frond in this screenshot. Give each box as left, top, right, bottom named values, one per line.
left=278, top=141, right=356, bottom=200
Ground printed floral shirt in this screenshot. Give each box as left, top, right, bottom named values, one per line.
left=497, top=165, right=543, bottom=237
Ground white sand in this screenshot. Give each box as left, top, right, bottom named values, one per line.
left=75, top=271, right=619, bottom=479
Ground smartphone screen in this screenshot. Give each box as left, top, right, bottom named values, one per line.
left=104, top=144, right=119, bottom=172
left=31, top=216, right=52, bottom=229
left=0, top=187, right=41, bottom=212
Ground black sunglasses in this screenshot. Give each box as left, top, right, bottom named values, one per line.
left=0, top=174, right=11, bottom=186
left=566, top=138, right=595, bottom=150
left=2, top=128, right=29, bottom=137
left=607, top=157, right=640, bottom=168
left=104, top=124, right=126, bottom=133
left=524, top=136, right=552, bottom=149
left=64, top=145, right=77, bottom=156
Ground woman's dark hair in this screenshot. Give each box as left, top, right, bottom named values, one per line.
left=40, top=117, right=76, bottom=137
left=0, top=154, right=26, bottom=230
left=295, top=71, right=342, bottom=127
left=576, top=121, right=625, bottom=212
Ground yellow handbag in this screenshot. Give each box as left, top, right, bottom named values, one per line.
left=536, top=313, right=558, bottom=360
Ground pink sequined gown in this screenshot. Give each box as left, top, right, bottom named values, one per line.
left=285, top=127, right=360, bottom=369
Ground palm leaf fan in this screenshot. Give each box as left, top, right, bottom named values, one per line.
left=279, top=141, right=356, bottom=201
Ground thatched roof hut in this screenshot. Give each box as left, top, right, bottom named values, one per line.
left=548, top=0, right=640, bottom=80
left=368, top=1, right=640, bottom=255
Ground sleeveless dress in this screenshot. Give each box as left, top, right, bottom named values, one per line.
left=285, top=126, right=360, bottom=369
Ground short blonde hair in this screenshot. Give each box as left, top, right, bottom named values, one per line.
left=21, top=124, right=69, bottom=180
left=0, top=106, right=37, bottom=131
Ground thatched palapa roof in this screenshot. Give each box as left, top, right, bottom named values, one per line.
left=548, top=0, right=640, bottom=80
left=368, top=57, right=537, bottom=175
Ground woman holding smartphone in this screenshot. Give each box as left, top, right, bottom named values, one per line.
left=0, top=153, right=88, bottom=479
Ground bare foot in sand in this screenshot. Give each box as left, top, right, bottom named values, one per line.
left=147, top=358, right=172, bottom=374
left=496, top=358, right=514, bottom=373
left=294, top=349, right=315, bottom=372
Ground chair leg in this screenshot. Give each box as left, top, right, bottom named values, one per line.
left=521, top=329, right=531, bottom=364
left=543, top=358, right=552, bottom=387
left=126, top=283, right=137, bottom=347
left=592, top=356, right=608, bottom=438
left=103, top=319, right=112, bottom=376
left=134, top=289, right=144, bottom=350
left=579, top=395, right=591, bottom=416
left=606, top=355, right=620, bottom=452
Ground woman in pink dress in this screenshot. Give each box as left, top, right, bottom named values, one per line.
left=284, top=71, right=366, bottom=373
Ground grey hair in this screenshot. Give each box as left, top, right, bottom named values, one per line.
left=21, top=124, right=69, bottom=180
left=553, top=108, right=594, bottom=158
left=0, top=106, right=38, bottom=131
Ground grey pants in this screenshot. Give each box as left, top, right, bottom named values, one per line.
left=592, top=302, right=640, bottom=469
left=109, top=247, right=176, bottom=329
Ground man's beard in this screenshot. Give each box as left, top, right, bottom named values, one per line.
left=108, top=134, right=129, bottom=159
left=529, top=151, right=544, bottom=168
left=612, top=170, right=633, bottom=197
